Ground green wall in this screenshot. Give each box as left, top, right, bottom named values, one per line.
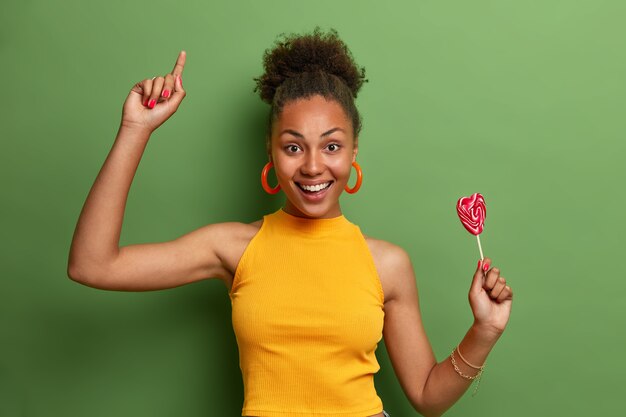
left=2, top=0, right=624, bottom=416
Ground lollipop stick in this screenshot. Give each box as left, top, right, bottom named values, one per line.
left=476, top=234, right=484, bottom=261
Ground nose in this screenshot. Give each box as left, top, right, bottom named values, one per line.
left=300, top=151, right=323, bottom=176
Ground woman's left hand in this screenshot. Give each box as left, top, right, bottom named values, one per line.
left=468, top=257, right=513, bottom=337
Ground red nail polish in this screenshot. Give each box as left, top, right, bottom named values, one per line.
left=162, top=90, right=170, bottom=98
left=478, top=260, right=481, bottom=269
left=143, top=98, right=148, bottom=106
left=148, top=99, right=156, bottom=109
left=179, top=75, right=183, bottom=87
left=483, top=263, right=490, bottom=271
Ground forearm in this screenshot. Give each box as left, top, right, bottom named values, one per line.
left=419, top=324, right=502, bottom=417
left=68, top=125, right=151, bottom=279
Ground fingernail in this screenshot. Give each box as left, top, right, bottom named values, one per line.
left=162, top=90, right=170, bottom=98
left=179, top=75, right=183, bottom=87
left=477, top=260, right=481, bottom=269
left=143, top=98, right=149, bottom=106
left=483, top=263, right=490, bottom=271
left=148, top=99, right=156, bottom=109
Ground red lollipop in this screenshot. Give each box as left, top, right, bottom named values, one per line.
left=456, top=193, right=486, bottom=260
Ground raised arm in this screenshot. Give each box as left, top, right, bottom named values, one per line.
left=67, top=51, right=237, bottom=291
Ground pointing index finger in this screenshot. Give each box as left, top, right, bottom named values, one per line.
left=171, top=50, right=186, bottom=76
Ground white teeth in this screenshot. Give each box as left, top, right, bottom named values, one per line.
left=300, top=182, right=330, bottom=192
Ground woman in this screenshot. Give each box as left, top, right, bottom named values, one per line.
left=68, top=28, right=513, bottom=417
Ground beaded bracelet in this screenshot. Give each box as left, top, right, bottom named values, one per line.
left=449, top=346, right=485, bottom=397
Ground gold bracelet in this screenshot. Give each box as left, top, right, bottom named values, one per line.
left=456, top=344, right=485, bottom=370
left=450, top=349, right=481, bottom=380
left=450, top=348, right=485, bottom=397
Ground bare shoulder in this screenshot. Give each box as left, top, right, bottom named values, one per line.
left=207, top=218, right=262, bottom=240
left=210, top=219, right=263, bottom=262
left=171, top=218, right=264, bottom=287
left=364, top=235, right=415, bottom=304
left=211, top=218, right=263, bottom=290
left=363, top=235, right=413, bottom=275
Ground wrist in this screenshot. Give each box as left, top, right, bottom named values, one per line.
left=470, top=322, right=503, bottom=344
left=119, top=121, right=153, bottom=138
left=117, top=123, right=152, bottom=141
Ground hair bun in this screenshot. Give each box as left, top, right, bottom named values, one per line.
left=254, top=27, right=367, bottom=104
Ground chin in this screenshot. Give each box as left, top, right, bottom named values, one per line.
left=284, top=181, right=344, bottom=218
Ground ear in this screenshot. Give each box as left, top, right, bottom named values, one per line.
left=266, top=134, right=273, bottom=162
left=352, top=137, right=359, bottom=163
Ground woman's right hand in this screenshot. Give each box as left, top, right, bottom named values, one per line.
left=120, top=50, right=187, bottom=134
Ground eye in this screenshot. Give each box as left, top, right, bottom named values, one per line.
left=326, top=143, right=340, bottom=152
left=285, top=144, right=301, bottom=153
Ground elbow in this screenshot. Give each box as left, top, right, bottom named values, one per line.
left=419, top=409, right=443, bottom=417
left=409, top=389, right=435, bottom=417
left=67, top=260, right=80, bottom=281
left=67, top=245, right=118, bottom=287
left=411, top=401, right=442, bottom=417
left=409, top=368, right=445, bottom=417
left=67, top=261, right=90, bottom=285
left=413, top=397, right=447, bottom=417
left=67, top=260, right=107, bottom=288
left=411, top=400, right=443, bottom=417
left=67, top=248, right=89, bottom=284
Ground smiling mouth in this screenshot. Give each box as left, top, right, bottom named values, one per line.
left=296, top=181, right=333, bottom=194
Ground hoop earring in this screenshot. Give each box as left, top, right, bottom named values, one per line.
left=344, top=161, right=363, bottom=194
left=261, top=161, right=281, bottom=194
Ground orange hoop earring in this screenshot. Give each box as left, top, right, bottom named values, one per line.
left=261, top=161, right=281, bottom=194
left=344, top=161, right=363, bottom=194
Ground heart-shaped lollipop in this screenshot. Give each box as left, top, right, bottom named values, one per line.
left=456, top=193, right=486, bottom=259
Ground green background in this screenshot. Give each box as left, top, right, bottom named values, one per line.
left=1, top=0, right=624, bottom=416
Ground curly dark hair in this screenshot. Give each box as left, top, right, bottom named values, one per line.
left=253, top=27, right=368, bottom=151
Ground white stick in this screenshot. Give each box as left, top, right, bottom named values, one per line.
left=476, top=234, right=484, bottom=261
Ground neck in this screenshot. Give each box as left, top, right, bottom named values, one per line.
left=282, top=201, right=343, bottom=219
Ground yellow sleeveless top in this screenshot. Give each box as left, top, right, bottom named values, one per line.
left=229, top=208, right=386, bottom=417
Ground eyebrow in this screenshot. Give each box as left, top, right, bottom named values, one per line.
left=279, top=127, right=345, bottom=138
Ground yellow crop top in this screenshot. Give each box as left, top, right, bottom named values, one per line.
left=229, top=208, right=386, bottom=417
